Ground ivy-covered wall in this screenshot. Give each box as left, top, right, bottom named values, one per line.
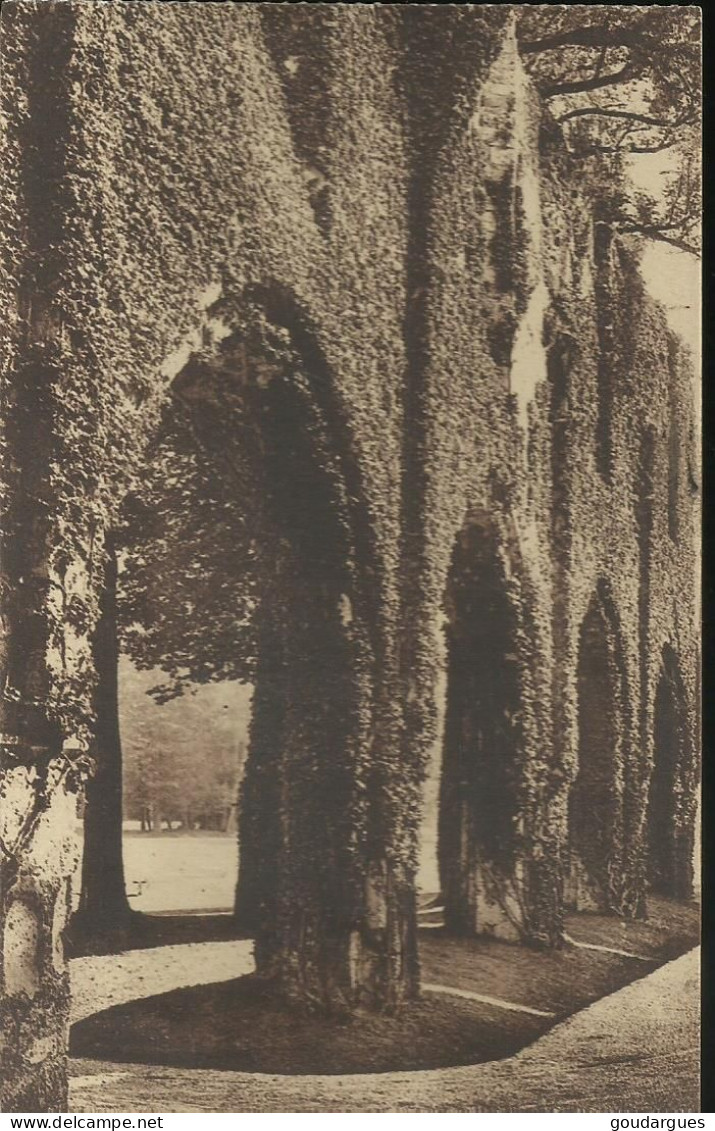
left=0, top=4, right=699, bottom=1112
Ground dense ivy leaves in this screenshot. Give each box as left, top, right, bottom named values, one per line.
left=119, top=403, right=258, bottom=704
left=0, top=5, right=700, bottom=1112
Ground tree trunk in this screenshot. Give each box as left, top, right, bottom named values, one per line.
left=234, top=605, right=287, bottom=934
left=78, top=536, right=132, bottom=931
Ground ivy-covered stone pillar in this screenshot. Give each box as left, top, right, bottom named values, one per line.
left=0, top=323, right=86, bottom=1112
left=0, top=7, right=94, bottom=1106
left=240, top=551, right=418, bottom=1011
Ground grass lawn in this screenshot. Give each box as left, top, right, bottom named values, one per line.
left=70, top=975, right=550, bottom=1074
left=69, top=897, right=698, bottom=1076
left=72, top=830, right=440, bottom=916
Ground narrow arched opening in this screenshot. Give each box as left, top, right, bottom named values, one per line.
left=568, top=585, right=626, bottom=912
left=648, top=646, right=689, bottom=899
left=71, top=286, right=416, bottom=1011
left=438, top=517, right=524, bottom=939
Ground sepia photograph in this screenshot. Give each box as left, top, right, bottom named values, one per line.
left=0, top=2, right=702, bottom=1116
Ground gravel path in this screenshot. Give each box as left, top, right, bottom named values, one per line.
left=70, top=940, right=255, bottom=1023
left=69, top=946, right=699, bottom=1113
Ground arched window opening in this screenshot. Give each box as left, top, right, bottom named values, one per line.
left=175, top=296, right=417, bottom=1008
left=72, top=289, right=384, bottom=1008
left=648, top=647, right=689, bottom=898
left=569, top=586, right=625, bottom=912
left=439, top=518, right=524, bottom=937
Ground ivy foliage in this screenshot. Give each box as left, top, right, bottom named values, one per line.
left=118, top=399, right=258, bottom=704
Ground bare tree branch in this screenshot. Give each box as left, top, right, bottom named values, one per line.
left=618, top=226, right=700, bottom=256
left=575, top=138, right=679, bottom=155
left=543, top=62, right=639, bottom=98
left=557, top=107, right=692, bottom=129
left=518, top=11, right=701, bottom=258
left=519, top=25, right=647, bottom=55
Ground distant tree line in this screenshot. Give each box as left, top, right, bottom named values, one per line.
left=120, top=664, right=249, bottom=834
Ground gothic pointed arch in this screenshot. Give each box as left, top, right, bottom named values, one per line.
left=568, top=580, right=630, bottom=912
left=648, top=644, right=693, bottom=900
left=438, top=510, right=555, bottom=942
left=167, top=282, right=416, bottom=1008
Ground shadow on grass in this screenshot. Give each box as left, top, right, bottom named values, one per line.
left=67, top=897, right=699, bottom=1076
left=67, top=911, right=251, bottom=958
left=68, top=890, right=443, bottom=958
left=69, top=973, right=551, bottom=1075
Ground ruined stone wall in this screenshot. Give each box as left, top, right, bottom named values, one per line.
left=0, top=3, right=699, bottom=1110
left=409, top=20, right=699, bottom=935
left=421, top=24, right=564, bottom=942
